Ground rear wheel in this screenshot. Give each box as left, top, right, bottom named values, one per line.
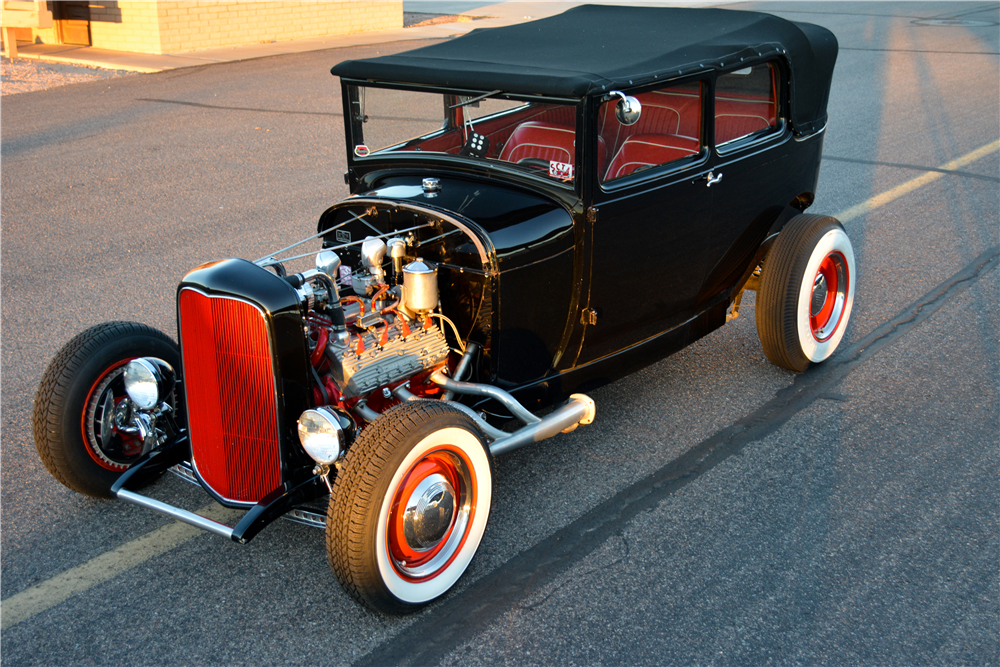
left=32, top=322, right=180, bottom=498
left=755, top=214, right=856, bottom=371
left=327, top=401, right=492, bottom=614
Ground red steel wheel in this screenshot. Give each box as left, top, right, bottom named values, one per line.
left=385, top=448, right=477, bottom=579
left=809, top=251, right=850, bottom=342
left=327, top=401, right=492, bottom=614
left=80, top=358, right=144, bottom=471
left=756, top=214, right=856, bottom=372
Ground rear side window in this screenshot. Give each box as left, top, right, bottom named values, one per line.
left=715, top=63, right=777, bottom=145
left=600, top=81, right=704, bottom=183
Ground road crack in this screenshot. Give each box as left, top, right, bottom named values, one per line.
left=517, top=535, right=632, bottom=612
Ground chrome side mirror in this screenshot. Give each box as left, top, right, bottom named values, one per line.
left=611, top=90, right=642, bottom=126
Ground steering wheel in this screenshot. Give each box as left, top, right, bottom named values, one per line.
left=517, top=158, right=550, bottom=171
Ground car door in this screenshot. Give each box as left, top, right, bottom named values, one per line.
left=697, top=62, right=805, bottom=304
left=579, top=80, right=716, bottom=364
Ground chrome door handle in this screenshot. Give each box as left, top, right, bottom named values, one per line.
left=704, top=171, right=723, bottom=187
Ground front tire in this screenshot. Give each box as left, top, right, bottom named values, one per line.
left=327, top=401, right=493, bottom=614
left=32, top=321, right=181, bottom=498
left=756, top=214, right=856, bottom=372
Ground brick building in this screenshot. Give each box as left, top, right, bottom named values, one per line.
left=9, top=1, right=401, bottom=54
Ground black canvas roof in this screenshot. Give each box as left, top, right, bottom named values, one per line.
left=331, top=5, right=838, bottom=135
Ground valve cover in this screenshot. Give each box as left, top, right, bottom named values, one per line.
left=327, top=319, right=450, bottom=398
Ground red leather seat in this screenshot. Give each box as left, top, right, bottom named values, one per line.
left=715, top=95, right=775, bottom=144
left=500, top=121, right=606, bottom=174
left=500, top=121, right=577, bottom=164
left=604, top=134, right=699, bottom=180
left=599, top=88, right=702, bottom=162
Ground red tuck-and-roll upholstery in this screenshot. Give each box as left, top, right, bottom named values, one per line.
left=500, top=121, right=607, bottom=174
left=715, top=95, right=776, bottom=144
left=599, top=87, right=702, bottom=160
left=604, top=134, right=699, bottom=180
left=499, top=121, right=576, bottom=164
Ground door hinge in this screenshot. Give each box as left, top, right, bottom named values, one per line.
left=581, top=307, right=599, bottom=326
left=586, top=206, right=598, bottom=224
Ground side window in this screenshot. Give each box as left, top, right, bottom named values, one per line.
left=600, top=81, right=703, bottom=183
left=715, top=63, right=778, bottom=146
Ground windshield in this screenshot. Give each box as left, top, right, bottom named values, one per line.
left=347, top=85, right=579, bottom=184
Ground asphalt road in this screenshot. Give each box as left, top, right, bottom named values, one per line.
left=2, top=2, right=997, bottom=665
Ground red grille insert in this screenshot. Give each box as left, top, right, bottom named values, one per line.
left=179, top=288, right=282, bottom=503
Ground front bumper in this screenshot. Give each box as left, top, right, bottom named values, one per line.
left=110, top=437, right=327, bottom=544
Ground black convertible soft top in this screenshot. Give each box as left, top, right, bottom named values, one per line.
left=331, top=5, right=838, bottom=135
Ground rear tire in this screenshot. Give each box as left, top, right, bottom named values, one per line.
left=756, top=214, right=856, bottom=371
left=32, top=322, right=180, bottom=498
left=327, top=401, right=493, bottom=614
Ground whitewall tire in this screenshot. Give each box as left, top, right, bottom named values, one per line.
left=327, top=401, right=492, bottom=614
left=756, top=214, right=856, bottom=372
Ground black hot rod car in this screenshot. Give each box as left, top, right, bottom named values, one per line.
left=33, top=5, right=853, bottom=614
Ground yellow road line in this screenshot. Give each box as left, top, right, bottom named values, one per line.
left=835, top=139, right=1000, bottom=223
left=0, top=503, right=242, bottom=630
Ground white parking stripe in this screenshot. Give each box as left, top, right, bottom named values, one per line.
left=835, top=139, right=1000, bottom=222
left=2, top=139, right=997, bottom=632
left=0, top=503, right=242, bottom=630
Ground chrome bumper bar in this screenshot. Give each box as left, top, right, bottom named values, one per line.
left=117, top=488, right=236, bottom=538
left=111, top=447, right=328, bottom=543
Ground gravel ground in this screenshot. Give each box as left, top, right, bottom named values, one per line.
left=1, top=56, right=133, bottom=96
left=1, top=13, right=476, bottom=96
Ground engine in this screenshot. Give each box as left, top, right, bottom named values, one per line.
left=284, top=235, right=454, bottom=411
left=325, top=315, right=450, bottom=399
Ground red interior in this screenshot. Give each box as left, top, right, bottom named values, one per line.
left=389, top=83, right=774, bottom=181
left=497, top=121, right=607, bottom=173
left=715, top=93, right=776, bottom=144
left=599, top=88, right=702, bottom=158
left=604, top=134, right=700, bottom=180
left=400, top=104, right=576, bottom=158
left=599, top=86, right=703, bottom=181
left=499, top=121, right=576, bottom=163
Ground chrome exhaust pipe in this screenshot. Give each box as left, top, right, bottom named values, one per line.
left=430, top=371, right=541, bottom=425
left=393, top=384, right=507, bottom=440
left=442, top=341, right=479, bottom=401
left=488, top=394, right=595, bottom=456
left=363, top=374, right=596, bottom=457
left=428, top=371, right=595, bottom=456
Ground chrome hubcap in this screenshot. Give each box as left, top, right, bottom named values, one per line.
left=402, top=474, right=456, bottom=551
left=811, top=273, right=828, bottom=317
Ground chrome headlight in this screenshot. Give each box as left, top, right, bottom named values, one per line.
left=123, top=358, right=176, bottom=410
left=297, top=407, right=350, bottom=464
